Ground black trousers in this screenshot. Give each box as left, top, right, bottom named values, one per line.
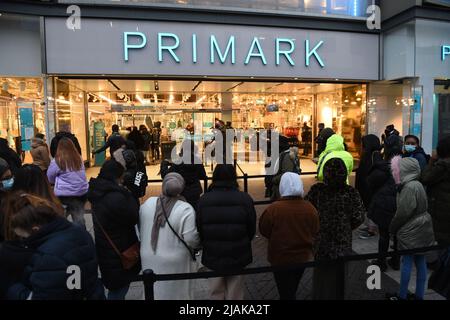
left=378, top=228, right=399, bottom=264
left=273, top=268, right=305, bottom=300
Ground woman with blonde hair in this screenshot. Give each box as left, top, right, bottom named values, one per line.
left=47, top=138, right=88, bottom=228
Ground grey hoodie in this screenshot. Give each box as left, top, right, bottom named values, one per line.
left=390, top=157, right=434, bottom=250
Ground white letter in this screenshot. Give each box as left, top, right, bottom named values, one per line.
left=366, top=5, right=381, bottom=30
left=366, top=265, right=381, bottom=290
left=66, top=5, right=81, bottom=31
left=66, top=265, right=81, bottom=290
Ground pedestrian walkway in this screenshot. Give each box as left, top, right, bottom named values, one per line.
left=82, top=165, right=445, bottom=300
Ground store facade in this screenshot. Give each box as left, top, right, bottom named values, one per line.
left=3, top=1, right=448, bottom=164
left=382, top=16, right=450, bottom=154
left=0, top=14, right=45, bottom=161
left=40, top=16, right=379, bottom=161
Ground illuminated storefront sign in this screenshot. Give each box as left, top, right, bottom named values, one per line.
left=45, top=18, right=379, bottom=80
left=123, top=32, right=325, bottom=67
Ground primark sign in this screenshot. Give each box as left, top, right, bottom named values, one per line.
left=45, top=18, right=379, bottom=80
left=123, top=32, right=325, bottom=68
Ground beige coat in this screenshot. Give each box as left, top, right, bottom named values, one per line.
left=30, top=139, right=50, bottom=171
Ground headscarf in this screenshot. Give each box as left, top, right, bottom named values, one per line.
left=323, top=158, right=347, bottom=190
left=279, top=172, right=304, bottom=198
left=151, top=172, right=186, bottom=253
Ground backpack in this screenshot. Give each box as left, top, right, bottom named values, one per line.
left=121, top=148, right=149, bottom=199
left=264, top=149, right=300, bottom=196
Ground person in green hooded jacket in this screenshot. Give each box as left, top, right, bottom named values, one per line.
left=316, top=134, right=354, bottom=182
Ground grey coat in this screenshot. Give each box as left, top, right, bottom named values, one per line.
left=390, top=157, right=434, bottom=250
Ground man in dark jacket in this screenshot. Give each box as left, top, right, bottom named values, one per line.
left=366, top=135, right=403, bottom=271
left=421, top=135, right=450, bottom=246
left=127, top=127, right=145, bottom=151
left=366, top=152, right=399, bottom=271
left=161, top=139, right=207, bottom=209
left=2, top=194, right=103, bottom=300
left=197, top=164, right=256, bottom=300
left=50, top=131, right=82, bottom=158
left=88, top=159, right=140, bottom=300
left=92, top=124, right=125, bottom=157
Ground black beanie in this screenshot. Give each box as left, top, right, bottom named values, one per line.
left=98, top=159, right=124, bottom=182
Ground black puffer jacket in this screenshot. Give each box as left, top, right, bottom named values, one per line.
left=367, top=157, right=397, bottom=231
left=161, top=160, right=207, bottom=209
left=421, top=159, right=450, bottom=245
left=355, top=135, right=381, bottom=208
left=50, top=132, right=82, bottom=158
left=197, top=182, right=256, bottom=272
left=87, top=177, right=140, bottom=290
left=3, top=218, right=103, bottom=300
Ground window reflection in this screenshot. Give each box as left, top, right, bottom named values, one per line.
left=61, top=0, right=372, bottom=18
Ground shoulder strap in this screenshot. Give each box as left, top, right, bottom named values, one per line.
left=159, top=197, right=196, bottom=261
left=317, top=150, right=332, bottom=175
left=92, top=213, right=122, bottom=258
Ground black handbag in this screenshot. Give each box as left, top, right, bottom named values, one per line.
left=428, top=248, right=450, bottom=299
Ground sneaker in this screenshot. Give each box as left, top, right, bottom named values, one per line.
left=370, top=259, right=387, bottom=272
left=407, top=293, right=419, bottom=300
left=387, top=257, right=400, bottom=271
left=358, top=230, right=376, bottom=239
left=358, top=225, right=370, bottom=233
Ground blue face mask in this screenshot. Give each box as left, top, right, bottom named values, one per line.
left=1, top=177, right=14, bottom=191
left=405, top=145, right=416, bottom=153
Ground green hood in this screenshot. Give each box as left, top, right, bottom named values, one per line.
left=400, top=157, right=421, bottom=185
left=317, top=134, right=353, bottom=182
left=324, top=134, right=345, bottom=153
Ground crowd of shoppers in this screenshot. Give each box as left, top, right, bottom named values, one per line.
left=0, top=122, right=449, bottom=302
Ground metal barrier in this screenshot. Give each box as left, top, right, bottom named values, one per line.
left=147, top=168, right=324, bottom=206
left=135, top=245, right=443, bottom=300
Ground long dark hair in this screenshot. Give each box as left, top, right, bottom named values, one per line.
left=11, top=164, right=62, bottom=206
left=6, top=192, right=63, bottom=240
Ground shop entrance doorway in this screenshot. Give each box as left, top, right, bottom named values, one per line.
left=52, top=78, right=367, bottom=165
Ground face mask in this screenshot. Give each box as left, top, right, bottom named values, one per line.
left=0, top=177, right=14, bottom=190
left=405, top=145, right=416, bottom=153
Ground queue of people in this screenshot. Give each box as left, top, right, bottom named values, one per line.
left=0, top=122, right=449, bottom=302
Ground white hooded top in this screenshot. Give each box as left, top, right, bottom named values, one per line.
left=279, top=172, right=304, bottom=198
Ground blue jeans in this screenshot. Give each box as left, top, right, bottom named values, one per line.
left=107, top=284, right=130, bottom=300
left=399, top=254, right=427, bottom=300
